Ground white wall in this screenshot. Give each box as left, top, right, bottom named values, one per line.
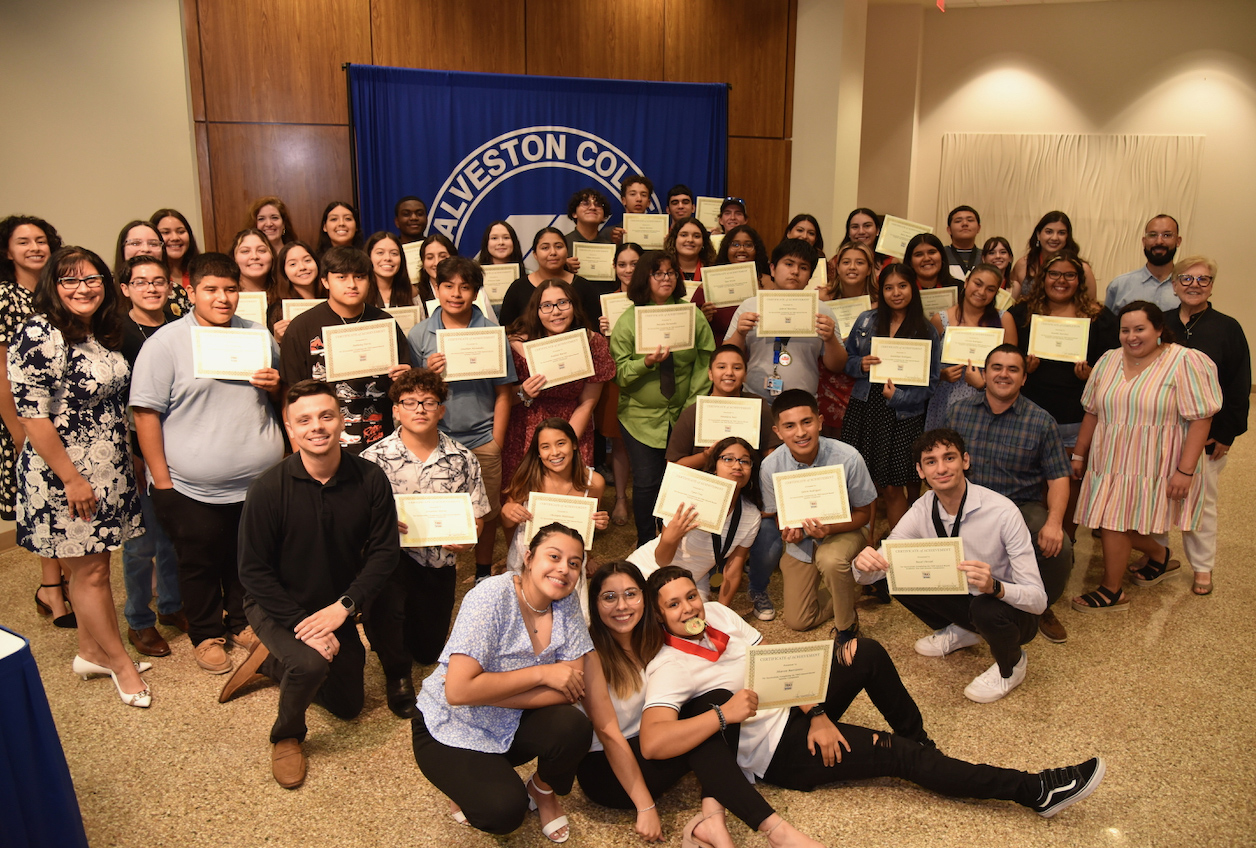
left=0, top=0, right=202, bottom=261
left=906, top=0, right=1256, bottom=327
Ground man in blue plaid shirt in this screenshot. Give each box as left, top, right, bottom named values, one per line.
left=946, top=344, right=1073, bottom=644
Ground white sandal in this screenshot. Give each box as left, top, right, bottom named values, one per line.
left=526, top=775, right=570, bottom=843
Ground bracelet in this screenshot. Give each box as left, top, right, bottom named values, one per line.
left=1070, top=453, right=1085, bottom=462
left=637, top=804, right=656, bottom=814
left=712, top=703, right=727, bottom=733
left=1176, top=467, right=1195, bottom=476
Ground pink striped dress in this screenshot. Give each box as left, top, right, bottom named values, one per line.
left=1074, top=344, right=1221, bottom=534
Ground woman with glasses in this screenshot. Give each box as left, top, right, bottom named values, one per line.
left=10, top=246, right=146, bottom=706
left=502, top=279, right=615, bottom=489
left=113, top=219, right=191, bottom=315
left=499, top=227, right=602, bottom=329
left=610, top=251, right=716, bottom=546
left=690, top=224, right=766, bottom=342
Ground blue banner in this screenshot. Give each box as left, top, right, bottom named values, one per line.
left=347, top=64, right=727, bottom=260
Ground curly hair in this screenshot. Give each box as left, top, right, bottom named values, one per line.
left=0, top=215, right=62, bottom=282
left=1019, top=250, right=1100, bottom=324
left=388, top=366, right=448, bottom=404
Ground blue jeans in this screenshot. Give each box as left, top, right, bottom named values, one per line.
left=619, top=427, right=669, bottom=547
left=123, top=484, right=181, bottom=629
left=748, top=513, right=782, bottom=596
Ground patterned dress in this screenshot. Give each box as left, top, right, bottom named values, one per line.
left=0, top=281, right=34, bottom=520
left=1074, top=344, right=1222, bottom=534
left=8, top=316, right=142, bottom=557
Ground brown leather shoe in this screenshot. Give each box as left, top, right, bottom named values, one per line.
left=272, top=739, right=306, bottom=789
left=157, top=610, right=190, bottom=633
left=220, top=642, right=271, bottom=703
left=194, top=637, right=232, bottom=674
left=1039, top=608, right=1068, bottom=643
left=231, top=626, right=260, bottom=652
left=128, top=626, right=171, bottom=657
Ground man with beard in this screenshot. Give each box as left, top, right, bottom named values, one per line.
left=1102, top=215, right=1182, bottom=311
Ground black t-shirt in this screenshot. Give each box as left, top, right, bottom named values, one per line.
left=1010, top=302, right=1119, bottom=425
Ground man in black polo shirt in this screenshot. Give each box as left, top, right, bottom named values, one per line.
left=224, top=380, right=399, bottom=789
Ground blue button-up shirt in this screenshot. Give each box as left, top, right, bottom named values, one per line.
left=1103, top=266, right=1179, bottom=312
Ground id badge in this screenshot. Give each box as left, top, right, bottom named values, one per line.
left=764, top=376, right=784, bottom=396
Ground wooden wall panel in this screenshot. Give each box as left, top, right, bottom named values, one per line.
left=727, top=137, right=792, bottom=248
left=371, top=0, right=526, bottom=73
left=664, top=1, right=791, bottom=139
left=206, top=124, right=353, bottom=250
left=183, top=0, right=205, bottom=121
left=524, top=0, right=665, bottom=81
left=194, top=122, right=216, bottom=250
left=199, top=0, right=371, bottom=124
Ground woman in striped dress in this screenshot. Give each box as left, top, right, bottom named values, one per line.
left=1069, top=301, right=1222, bottom=612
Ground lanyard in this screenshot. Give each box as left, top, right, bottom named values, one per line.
left=663, top=627, right=730, bottom=662
left=931, top=485, right=969, bottom=538
left=710, top=498, right=743, bottom=574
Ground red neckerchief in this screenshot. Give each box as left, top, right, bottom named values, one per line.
left=663, top=626, right=730, bottom=662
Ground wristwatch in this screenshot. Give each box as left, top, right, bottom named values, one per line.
left=338, top=595, right=356, bottom=615
left=989, top=579, right=1003, bottom=598
left=806, top=704, right=827, bottom=720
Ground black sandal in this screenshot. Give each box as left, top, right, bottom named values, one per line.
left=1071, top=584, right=1130, bottom=613
left=1131, top=549, right=1182, bottom=586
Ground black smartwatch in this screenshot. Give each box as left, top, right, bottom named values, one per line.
left=338, top=595, right=356, bottom=615
left=989, top=579, right=1003, bottom=598
left=806, top=704, right=826, bottom=720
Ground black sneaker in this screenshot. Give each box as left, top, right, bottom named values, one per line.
left=1032, top=757, right=1106, bottom=817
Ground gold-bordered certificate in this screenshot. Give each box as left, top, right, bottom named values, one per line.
left=435, top=326, right=509, bottom=381
left=481, top=263, right=519, bottom=305
left=282, top=298, right=326, bottom=322
left=824, top=295, right=872, bottom=340
left=601, top=292, right=632, bottom=336
left=323, top=319, right=399, bottom=381
left=772, top=465, right=851, bottom=529
left=869, top=337, right=933, bottom=387
left=757, top=290, right=818, bottom=337
left=402, top=242, right=424, bottom=286
left=572, top=242, right=615, bottom=282
left=701, top=263, right=759, bottom=308
left=694, top=196, right=723, bottom=230
left=653, top=463, right=737, bottom=535
left=883, top=537, right=967, bottom=595
left=385, top=306, right=422, bottom=335
left=995, top=288, right=1016, bottom=312
left=622, top=213, right=668, bottom=250
left=745, top=640, right=834, bottom=709
left=192, top=327, right=271, bottom=380
left=941, top=326, right=1004, bottom=365
left=522, top=329, right=595, bottom=389
left=694, top=395, right=761, bottom=448
left=919, top=286, right=959, bottom=316
left=396, top=493, right=477, bottom=547
left=235, top=291, right=268, bottom=326
left=524, top=492, right=597, bottom=547
left=634, top=303, right=696, bottom=354
left=875, top=214, right=933, bottom=259
left=1028, top=315, right=1090, bottom=363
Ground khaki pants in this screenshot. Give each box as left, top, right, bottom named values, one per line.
left=779, top=527, right=868, bottom=632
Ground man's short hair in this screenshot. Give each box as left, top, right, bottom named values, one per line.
left=393, top=195, right=426, bottom=216
left=912, top=428, right=967, bottom=464
left=666, top=184, right=694, bottom=204
left=620, top=174, right=654, bottom=198
left=321, top=246, right=371, bottom=277
left=984, top=343, right=1027, bottom=371
left=1147, top=213, right=1180, bottom=232
left=769, top=237, right=818, bottom=272
left=435, top=256, right=484, bottom=294
left=947, top=205, right=981, bottom=227
left=710, top=343, right=747, bottom=366
left=188, top=252, right=239, bottom=288
left=285, top=379, right=339, bottom=409
left=567, top=187, right=611, bottom=221
left=119, top=254, right=167, bottom=287
left=771, top=388, right=819, bottom=421
left=389, top=367, right=448, bottom=404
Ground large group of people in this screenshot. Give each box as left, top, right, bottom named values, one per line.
left=2, top=178, right=1247, bottom=843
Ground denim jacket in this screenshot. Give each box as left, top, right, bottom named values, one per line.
left=843, top=310, right=941, bottom=419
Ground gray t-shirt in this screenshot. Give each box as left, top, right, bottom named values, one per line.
left=725, top=296, right=837, bottom=399
left=129, top=312, right=285, bottom=503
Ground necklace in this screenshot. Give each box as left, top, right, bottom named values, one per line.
left=517, top=577, right=552, bottom=617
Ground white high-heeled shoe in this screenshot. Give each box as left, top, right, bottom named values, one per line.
left=73, top=655, right=153, bottom=680
left=109, top=669, right=151, bottom=708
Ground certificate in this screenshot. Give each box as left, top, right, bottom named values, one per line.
left=869, top=337, right=932, bottom=387
left=235, top=291, right=268, bottom=326
left=653, top=463, right=737, bottom=535
left=192, top=327, right=271, bottom=381
left=622, top=213, right=668, bottom=250
left=481, top=263, right=519, bottom=305
left=772, top=465, right=851, bottom=529
left=385, top=306, right=422, bottom=335
left=694, top=196, right=723, bottom=229
left=875, top=214, right=933, bottom=259
left=634, top=303, right=696, bottom=354
left=401, top=242, right=425, bottom=286
left=994, top=288, right=1016, bottom=312
left=757, top=290, right=818, bottom=337
left=710, top=233, right=724, bottom=254
left=525, top=492, right=597, bottom=547
left=282, top=298, right=325, bottom=322
left=396, top=494, right=477, bottom=547
left=435, top=326, right=509, bottom=381
left=824, top=295, right=872, bottom=340
left=323, top=319, right=399, bottom=381
left=883, top=538, right=968, bottom=595
left=745, top=641, right=834, bottom=709
left=941, top=326, right=1004, bottom=365
left=919, top=286, right=958, bottom=316
left=1028, top=315, right=1090, bottom=362
left=701, top=263, right=758, bottom=308
left=694, top=395, right=761, bottom=448
left=522, top=329, right=595, bottom=389
left=572, top=242, right=615, bottom=282
left=601, top=292, right=632, bottom=336
left=808, top=255, right=828, bottom=292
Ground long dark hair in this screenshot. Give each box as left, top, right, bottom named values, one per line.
left=714, top=224, right=770, bottom=279
left=415, top=233, right=457, bottom=304
left=875, top=263, right=931, bottom=340
left=702, top=436, right=763, bottom=510
left=828, top=242, right=879, bottom=302
left=587, top=561, right=663, bottom=699
left=625, top=251, right=685, bottom=305
left=1025, top=211, right=1082, bottom=283
left=904, top=232, right=959, bottom=289
left=505, top=417, right=592, bottom=504
left=785, top=213, right=825, bottom=254
left=0, top=215, right=62, bottom=282
left=475, top=220, right=524, bottom=266
left=1118, top=300, right=1174, bottom=344
left=112, top=220, right=168, bottom=282
left=34, top=246, right=126, bottom=349
left=273, top=240, right=326, bottom=301
left=316, top=200, right=364, bottom=255
left=959, top=264, right=1004, bottom=328
left=364, top=231, right=414, bottom=307
left=664, top=216, right=715, bottom=267
left=149, top=208, right=201, bottom=272
left=980, top=236, right=1014, bottom=288
left=506, top=278, right=591, bottom=341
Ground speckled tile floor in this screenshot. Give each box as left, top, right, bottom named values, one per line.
left=4, top=417, right=1255, bottom=848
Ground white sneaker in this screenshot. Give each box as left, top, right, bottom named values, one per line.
left=964, top=651, right=1027, bottom=703
left=914, top=623, right=982, bottom=657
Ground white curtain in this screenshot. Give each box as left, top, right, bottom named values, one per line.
left=936, top=133, right=1204, bottom=288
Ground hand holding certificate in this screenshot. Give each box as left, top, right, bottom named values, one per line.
left=701, top=263, right=759, bottom=308
left=396, top=494, right=478, bottom=547
left=623, top=214, right=668, bottom=250
left=869, top=337, right=933, bottom=387
left=882, top=538, right=968, bottom=594
left=694, top=396, right=761, bottom=448
left=524, top=492, right=597, bottom=547
left=634, top=303, right=696, bottom=355
left=875, top=215, right=934, bottom=259
left=1028, top=314, right=1090, bottom=362
left=772, top=466, right=852, bottom=529
left=435, top=326, right=509, bottom=381
left=941, top=326, right=1004, bottom=365
left=323, top=320, right=399, bottom=381
left=745, top=641, right=834, bottom=709
left=601, top=292, right=632, bottom=336
left=653, top=464, right=737, bottom=535
left=192, top=327, right=272, bottom=380
left=572, top=243, right=615, bottom=281
left=757, top=290, right=819, bottom=337
left=521, top=329, right=595, bottom=389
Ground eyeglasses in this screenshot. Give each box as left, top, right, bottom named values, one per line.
left=57, top=275, right=105, bottom=290
left=1144, top=231, right=1177, bottom=242
left=1044, top=270, right=1079, bottom=282
left=577, top=198, right=603, bottom=209
left=652, top=271, right=678, bottom=281
left=539, top=298, right=572, bottom=314
left=124, top=239, right=163, bottom=250
left=598, top=588, right=643, bottom=606
left=1176, top=274, right=1213, bottom=287
left=127, top=278, right=169, bottom=289
left=718, top=454, right=753, bottom=469
left=397, top=398, right=441, bottom=412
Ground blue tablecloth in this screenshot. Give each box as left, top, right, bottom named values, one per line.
left=0, top=626, right=89, bottom=848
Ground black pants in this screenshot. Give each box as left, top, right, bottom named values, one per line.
left=896, top=592, right=1039, bottom=676
left=363, top=555, right=456, bottom=677
left=151, top=488, right=247, bottom=645
left=412, top=705, right=592, bottom=836
left=244, top=597, right=366, bottom=743
left=576, top=694, right=775, bottom=829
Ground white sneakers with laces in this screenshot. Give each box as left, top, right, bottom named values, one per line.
left=963, top=650, right=1027, bottom=703
left=913, top=623, right=982, bottom=657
